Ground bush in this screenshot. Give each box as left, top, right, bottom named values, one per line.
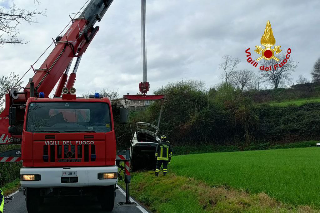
left=0, top=145, right=21, bottom=187
left=130, top=80, right=320, bottom=152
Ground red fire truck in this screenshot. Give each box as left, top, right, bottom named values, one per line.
left=20, top=93, right=119, bottom=212
left=0, top=0, right=127, bottom=212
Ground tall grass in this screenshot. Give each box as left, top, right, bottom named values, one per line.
left=171, top=147, right=320, bottom=207
left=173, top=141, right=317, bottom=155
left=269, top=98, right=320, bottom=107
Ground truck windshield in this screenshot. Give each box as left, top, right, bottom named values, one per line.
left=26, top=102, right=112, bottom=133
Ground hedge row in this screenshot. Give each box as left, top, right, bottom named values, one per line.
left=129, top=81, right=320, bottom=149
left=0, top=145, right=21, bottom=187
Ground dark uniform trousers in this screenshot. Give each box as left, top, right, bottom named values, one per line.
left=156, top=160, right=168, bottom=175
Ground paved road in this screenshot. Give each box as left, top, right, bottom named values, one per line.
left=4, top=186, right=148, bottom=213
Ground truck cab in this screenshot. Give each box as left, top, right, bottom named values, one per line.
left=20, top=93, right=117, bottom=213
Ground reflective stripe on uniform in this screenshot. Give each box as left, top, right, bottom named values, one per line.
left=166, top=146, right=169, bottom=158
left=0, top=189, right=3, bottom=213
left=157, top=157, right=169, bottom=161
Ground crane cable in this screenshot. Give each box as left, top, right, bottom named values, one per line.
left=14, top=0, right=91, bottom=88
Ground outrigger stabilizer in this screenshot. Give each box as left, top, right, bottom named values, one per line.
left=116, top=149, right=136, bottom=206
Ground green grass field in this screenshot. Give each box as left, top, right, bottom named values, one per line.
left=170, top=147, right=320, bottom=207
left=126, top=147, right=320, bottom=212
left=128, top=171, right=320, bottom=213
left=269, top=98, right=320, bottom=107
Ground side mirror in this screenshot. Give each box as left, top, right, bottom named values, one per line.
left=8, top=126, right=18, bottom=134
left=120, top=108, right=129, bottom=124
left=9, top=107, right=17, bottom=126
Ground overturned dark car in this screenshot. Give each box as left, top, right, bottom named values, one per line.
left=130, top=122, right=160, bottom=171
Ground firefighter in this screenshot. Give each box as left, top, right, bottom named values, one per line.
left=155, top=135, right=172, bottom=176
left=0, top=188, right=3, bottom=213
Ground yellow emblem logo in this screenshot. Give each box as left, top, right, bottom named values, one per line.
left=254, top=21, right=282, bottom=62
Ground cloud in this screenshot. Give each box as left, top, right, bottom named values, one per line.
left=0, top=0, right=319, bottom=98
left=0, top=0, right=11, bottom=9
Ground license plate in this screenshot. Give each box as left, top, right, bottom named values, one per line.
left=62, top=171, right=77, bottom=177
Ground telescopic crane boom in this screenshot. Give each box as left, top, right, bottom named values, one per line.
left=0, top=0, right=113, bottom=144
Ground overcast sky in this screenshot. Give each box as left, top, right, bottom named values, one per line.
left=0, top=0, right=319, bottom=97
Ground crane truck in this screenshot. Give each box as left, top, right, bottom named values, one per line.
left=0, top=0, right=127, bottom=212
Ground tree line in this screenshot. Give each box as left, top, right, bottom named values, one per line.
left=221, top=53, right=320, bottom=90
left=220, top=53, right=298, bottom=90
left=129, top=80, right=320, bottom=151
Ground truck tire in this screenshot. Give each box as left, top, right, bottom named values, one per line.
left=99, top=185, right=115, bottom=212
left=26, top=188, right=40, bottom=213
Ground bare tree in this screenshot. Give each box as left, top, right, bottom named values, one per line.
left=229, top=69, right=256, bottom=91
left=82, top=89, right=119, bottom=100
left=260, top=54, right=297, bottom=89
left=0, top=1, right=44, bottom=45
left=296, top=75, right=309, bottom=84
left=0, top=72, right=23, bottom=110
left=99, top=88, right=119, bottom=100
left=250, top=75, right=262, bottom=90
left=311, top=58, right=320, bottom=83
left=219, top=55, right=240, bottom=83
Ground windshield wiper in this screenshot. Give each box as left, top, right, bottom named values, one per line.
left=63, top=130, right=96, bottom=133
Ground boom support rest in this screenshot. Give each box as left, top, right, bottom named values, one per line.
left=123, top=95, right=165, bottom=101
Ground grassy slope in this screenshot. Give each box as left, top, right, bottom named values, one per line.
left=173, top=141, right=317, bottom=156
left=2, top=179, right=20, bottom=196
left=269, top=98, right=320, bottom=107
left=129, top=172, right=317, bottom=213
left=171, top=147, right=320, bottom=207
left=129, top=173, right=205, bottom=213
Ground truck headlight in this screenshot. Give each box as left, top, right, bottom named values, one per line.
left=98, top=172, right=117, bottom=180
left=21, top=174, right=41, bottom=181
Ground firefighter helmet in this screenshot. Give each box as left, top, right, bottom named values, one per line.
left=161, top=135, right=166, bottom=140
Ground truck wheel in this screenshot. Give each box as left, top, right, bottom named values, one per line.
left=26, top=188, right=40, bottom=213
left=39, top=196, right=45, bottom=204
left=99, top=185, right=115, bottom=212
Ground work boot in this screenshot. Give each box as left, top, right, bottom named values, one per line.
left=155, top=172, right=159, bottom=177
left=163, top=172, right=167, bottom=176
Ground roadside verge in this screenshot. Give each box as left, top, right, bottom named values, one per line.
left=3, top=179, right=20, bottom=196
left=127, top=171, right=319, bottom=213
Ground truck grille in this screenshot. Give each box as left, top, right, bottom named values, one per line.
left=43, top=144, right=96, bottom=163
